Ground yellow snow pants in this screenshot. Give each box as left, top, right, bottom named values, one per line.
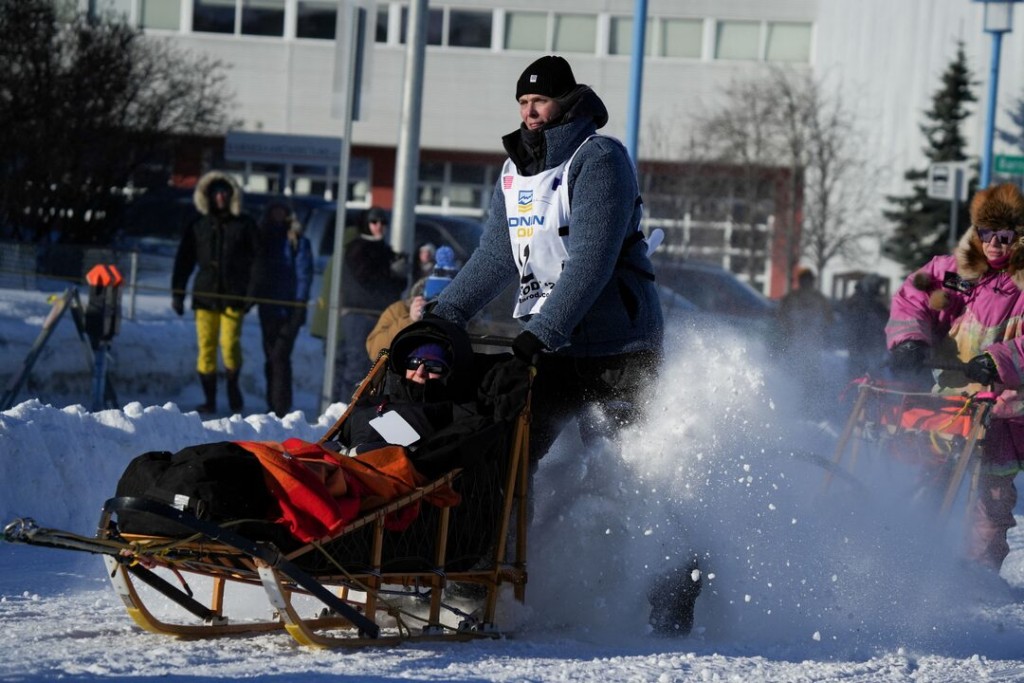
left=194, top=307, right=244, bottom=374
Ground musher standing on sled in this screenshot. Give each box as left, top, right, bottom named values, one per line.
left=428, top=56, right=697, bottom=635
left=429, top=55, right=663, bottom=461
left=887, top=182, right=1024, bottom=574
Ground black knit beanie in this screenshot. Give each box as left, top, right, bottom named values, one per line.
left=515, top=55, right=576, bottom=100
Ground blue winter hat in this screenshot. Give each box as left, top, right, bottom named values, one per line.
left=424, top=245, right=460, bottom=299
left=407, top=343, right=451, bottom=371
left=435, top=245, right=458, bottom=271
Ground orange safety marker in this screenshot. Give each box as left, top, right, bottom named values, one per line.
left=86, top=264, right=123, bottom=288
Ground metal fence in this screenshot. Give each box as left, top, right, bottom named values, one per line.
left=0, top=240, right=176, bottom=320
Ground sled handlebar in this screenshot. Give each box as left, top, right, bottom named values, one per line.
left=467, top=334, right=543, bottom=368
left=883, top=358, right=965, bottom=373
left=924, top=359, right=967, bottom=372
left=468, top=334, right=514, bottom=348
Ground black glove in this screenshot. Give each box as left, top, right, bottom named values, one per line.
left=512, top=330, right=546, bottom=364
left=478, top=357, right=531, bottom=421
left=965, top=353, right=999, bottom=385
left=291, top=304, right=308, bottom=328
left=890, top=340, right=928, bottom=375
left=171, top=294, right=184, bottom=316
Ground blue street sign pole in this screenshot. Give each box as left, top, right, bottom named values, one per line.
left=980, top=29, right=1003, bottom=189
left=973, top=0, right=1021, bottom=189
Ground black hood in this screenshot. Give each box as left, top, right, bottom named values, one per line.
left=502, top=85, right=609, bottom=175
left=386, top=319, right=476, bottom=403
left=557, top=85, right=609, bottom=130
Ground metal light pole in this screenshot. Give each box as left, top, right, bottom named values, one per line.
left=391, top=0, right=428, bottom=277
left=973, top=0, right=1021, bottom=189
left=624, top=0, right=648, bottom=166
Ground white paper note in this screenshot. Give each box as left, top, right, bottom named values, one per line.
left=368, top=411, right=421, bottom=447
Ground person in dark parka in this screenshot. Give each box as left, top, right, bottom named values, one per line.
left=337, top=207, right=406, bottom=395
left=253, top=202, right=314, bottom=418
left=171, top=171, right=259, bottom=415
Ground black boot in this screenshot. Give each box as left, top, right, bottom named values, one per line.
left=648, top=558, right=702, bottom=637
left=225, top=368, right=244, bottom=414
left=196, top=373, right=217, bottom=415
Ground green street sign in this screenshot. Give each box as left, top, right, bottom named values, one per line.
left=995, top=155, right=1024, bottom=175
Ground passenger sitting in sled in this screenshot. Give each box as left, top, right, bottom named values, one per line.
left=329, top=318, right=528, bottom=479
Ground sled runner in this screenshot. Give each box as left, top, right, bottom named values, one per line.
left=822, top=375, right=994, bottom=518
left=3, top=324, right=534, bottom=648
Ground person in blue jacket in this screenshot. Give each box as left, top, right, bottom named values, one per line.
left=254, top=202, right=314, bottom=417
left=430, top=55, right=664, bottom=463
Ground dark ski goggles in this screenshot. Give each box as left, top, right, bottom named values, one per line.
left=977, top=228, right=1017, bottom=245
left=405, top=357, right=449, bottom=376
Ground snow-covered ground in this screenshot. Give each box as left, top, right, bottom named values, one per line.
left=4, top=281, right=1024, bottom=682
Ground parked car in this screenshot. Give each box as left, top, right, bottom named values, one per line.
left=653, top=259, right=777, bottom=335
left=112, top=187, right=196, bottom=256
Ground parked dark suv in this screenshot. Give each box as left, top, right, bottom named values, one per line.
left=653, top=259, right=777, bottom=335
left=303, top=205, right=483, bottom=274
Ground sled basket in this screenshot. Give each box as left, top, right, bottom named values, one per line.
left=4, top=335, right=533, bottom=648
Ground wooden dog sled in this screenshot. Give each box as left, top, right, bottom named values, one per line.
left=4, top=332, right=533, bottom=648
left=822, top=376, right=994, bottom=518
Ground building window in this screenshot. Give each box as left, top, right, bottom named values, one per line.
left=504, top=11, right=546, bottom=52
left=715, top=20, right=760, bottom=61
left=296, top=1, right=336, bottom=39
left=608, top=16, right=653, bottom=56
left=611, top=16, right=701, bottom=58
left=375, top=5, right=388, bottom=42
left=552, top=13, right=596, bottom=54
left=241, top=0, right=284, bottom=37
left=140, top=0, right=180, bottom=30
left=449, top=9, right=491, bottom=48
left=505, top=11, right=597, bottom=53
left=400, top=6, right=443, bottom=45
left=192, top=0, right=235, bottom=34
left=448, top=163, right=487, bottom=209
left=397, top=6, right=490, bottom=48
left=417, top=162, right=492, bottom=212
left=96, top=0, right=132, bottom=19
left=54, top=0, right=79, bottom=22
left=661, top=18, right=702, bottom=59
left=418, top=162, right=446, bottom=207
left=766, top=21, right=811, bottom=63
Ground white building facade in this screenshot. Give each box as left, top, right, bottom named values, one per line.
left=84, top=0, right=1024, bottom=294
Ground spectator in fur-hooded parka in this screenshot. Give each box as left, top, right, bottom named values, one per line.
left=171, top=171, right=260, bottom=415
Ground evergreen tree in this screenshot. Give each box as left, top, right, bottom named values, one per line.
left=882, top=42, right=977, bottom=269
left=997, top=92, right=1024, bottom=152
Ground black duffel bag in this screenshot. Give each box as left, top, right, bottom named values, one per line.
left=114, top=441, right=274, bottom=537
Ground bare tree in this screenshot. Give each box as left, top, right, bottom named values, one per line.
left=696, top=77, right=782, bottom=286
left=696, top=67, right=882, bottom=293
left=0, top=0, right=235, bottom=244
left=768, top=69, right=883, bottom=284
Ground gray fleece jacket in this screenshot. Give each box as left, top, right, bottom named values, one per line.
left=432, top=88, right=663, bottom=357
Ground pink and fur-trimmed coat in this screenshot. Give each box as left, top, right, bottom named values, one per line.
left=886, top=226, right=1024, bottom=422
